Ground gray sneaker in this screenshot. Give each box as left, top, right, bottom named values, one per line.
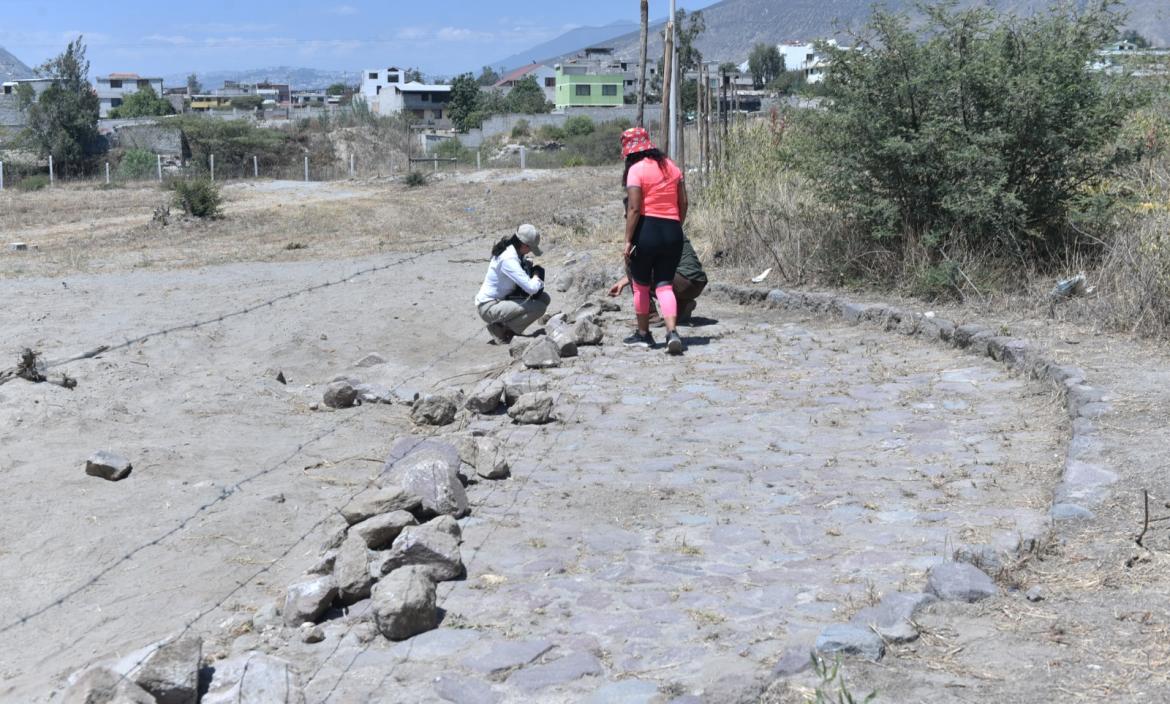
left=623, top=330, right=654, bottom=348
left=665, top=330, right=685, bottom=355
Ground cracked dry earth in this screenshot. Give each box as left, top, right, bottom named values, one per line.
left=290, top=302, right=1064, bottom=702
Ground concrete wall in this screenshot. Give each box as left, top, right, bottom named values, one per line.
left=106, top=122, right=184, bottom=157
left=0, top=94, right=25, bottom=128
left=460, top=105, right=653, bottom=148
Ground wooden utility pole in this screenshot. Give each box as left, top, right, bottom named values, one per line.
left=660, top=22, right=674, bottom=157
left=636, top=0, right=649, bottom=127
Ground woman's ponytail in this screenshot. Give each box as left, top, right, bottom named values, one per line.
left=491, top=234, right=523, bottom=258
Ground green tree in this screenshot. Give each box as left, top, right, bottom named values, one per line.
left=186, top=73, right=202, bottom=95
left=405, top=68, right=424, bottom=83
left=802, top=1, right=1141, bottom=262
left=477, top=66, right=502, bottom=86
left=20, top=37, right=101, bottom=175
left=229, top=95, right=264, bottom=111
left=108, top=84, right=173, bottom=118
left=505, top=75, right=551, bottom=114
left=326, top=83, right=349, bottom=95
left=447, top=73, right=483, bottom=131
left=1120, top=29, right=1151, bottom=48
left=748, top=43, right=784, bottom=89
left=674, top=9, right=706, bottom=72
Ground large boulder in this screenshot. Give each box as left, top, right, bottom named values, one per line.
left=508, top=392, right=554, bottom=425
left=340, top=485, right=422, bottom=525
left=474, top=437, right=510, bottom=480
left=201, top=652, right=306, bottom=704
left=350, top=510, right=417, bottom=550
left=465, top=378, right=505, bottom=414
left=283, top=575, right=337, bottom=626
left=545, top=321, right=578, bottom=358
left=323, top=381, right=358, bottom=409
left=62, top=667, right=155, bottom=704
left=372, top=566, right=438, bottom=641
left=521, top=337, right=562, bottom=369
left=371, top=523, right=465, bottom=582
left=334, top=534, right=375, bottom=605
left=133, top=635, right=202, bottom=704
left=381, top=439, right=468, bottom=518
left=411, top=394, right=458, bottom=426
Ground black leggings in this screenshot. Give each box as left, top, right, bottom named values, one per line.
left=629, top=216, right=684, bottom=287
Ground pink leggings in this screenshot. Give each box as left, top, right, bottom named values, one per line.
left=632, top=281, right=678, bottom=318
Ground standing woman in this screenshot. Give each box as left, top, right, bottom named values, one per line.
left=620, top=127, right=687, bottom=354
left=474, top=224, right=550, bottom=344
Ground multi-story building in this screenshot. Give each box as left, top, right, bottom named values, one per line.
left=360, top=67, right=450, bottom=127
left=553, top=64, right=624, bottom=110
left=95, top=73, right=165, bottom=117
left=492, top=63, right=557, bottom=104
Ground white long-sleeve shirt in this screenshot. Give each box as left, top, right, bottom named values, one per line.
left=474, top=246, right=544, bottom=305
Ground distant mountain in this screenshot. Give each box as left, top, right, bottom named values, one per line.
left=490, top=21, right=640, bottom=72
left=0, top=46, right=34, bottom=82
left=534, top=0, right=1170, bottom=66
left=162, top=66, right=358, bottom=91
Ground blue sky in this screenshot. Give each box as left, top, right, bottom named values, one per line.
left=1, top=0, right=717, bottom=81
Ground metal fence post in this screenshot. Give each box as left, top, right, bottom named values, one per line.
left=476, top=151, right=481, bottom=170
left=1, top=161, right=4, bottom=191
left=253, top=155, right=258, bottom=178
left=349, top=153, right=354, bottom=177
left=106, top=162, right=111, bottom=185
left=304, top=156, right=309, bottom=182
left=156, top=154, right=162, bottom=182
left=49, top=155, right=54, bottom=185
left=210, top=154, right=215, bottom=181
left=520, top=146, right=526, bottom=170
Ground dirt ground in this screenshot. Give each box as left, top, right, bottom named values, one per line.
left=2, top=168, right=1170, bottom=703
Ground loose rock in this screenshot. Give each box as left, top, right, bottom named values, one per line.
left=62, top=667, right=155, bottom=704
left=283, top=575, right=338, bottom=626
left=474, top=437, right=510, bottom=479
left=355, top=383, right=395, bottom=404
left=371, top=523, right=465, bottom=582
left=382, top=440, right=469, bottom=518
left=411, top=394, right=458, bottom=426
left=573, top=318, right=603, bottom=345
left=427, top=514, right=463, bottom=542
left=926, top=562, right=999, bottom=603
left=201, top=652, right=306, bottom=704
left=814, top=624, right=885, bottom=661
left=251, top=602, right=281, bottom=632
left=522, top=337, right=562, bottom=369
left=465, top=378, right=505, bottom=414
left=300, top=623, right=325, bottom=644
left=341, top=485, right=422, bottom=525
left=372, top=566, right=438, bottom=641
left=334, top=534, right=375, bottom=605
left=546, top=323, right=578, bottom=358
left=849, top=592, right=936, bottom=644
left=323, top=381, right=358, bottom=409
left=133, top=634, right=202, bottom=704
left=86, top=451, right=133, bottom=482
left=354, top=353, right=387, bottom=367
left=503, top=372, right=549, bottom=405
left=508, top=392, right=554, bottom=425
left=351, top=510, right=417, bottom=550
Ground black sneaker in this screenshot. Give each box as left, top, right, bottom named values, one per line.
left=623, top=330, right=654, bottom=348
left=666, top=330, right=685, bottom=355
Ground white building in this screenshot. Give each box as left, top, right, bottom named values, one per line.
left=95, top=73, right=165, bottom=117
left=360, top=66, right=451, bottom=127
left=777, top=40, right=840, bottom=83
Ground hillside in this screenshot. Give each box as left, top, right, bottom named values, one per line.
left=490, top=21, right=639, bottom=72
left=162, top=66, right=358, bottom=91
left=541, top=0, right=1170, bottom=65
left=0, top=46, right=34, bottom=82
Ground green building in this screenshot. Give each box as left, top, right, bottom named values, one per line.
left=554, top=65, right=624, bottom=109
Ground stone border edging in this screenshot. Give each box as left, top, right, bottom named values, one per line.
left=706, top=282, right=1118, bottom=670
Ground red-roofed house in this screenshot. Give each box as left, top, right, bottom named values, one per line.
left=493, top=63, right=556, bottom=103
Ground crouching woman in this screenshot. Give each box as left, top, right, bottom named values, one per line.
left=474, top=224, right=550, bottom=344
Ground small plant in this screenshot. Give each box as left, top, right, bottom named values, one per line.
left=511, top=119, right=530, bottom=139
left=536, top=124, right=565, bottom=141
left=563, top=154, right=587, bottom=167
left=15, top=174, right=50, bottom=191
left=564, top=115, right=595, bottom=137
left=172, top=178, right=222, bottom=218
left=118, top=148, right=156, bottom=181
left=404, top=170, right=428, bottom=188
left=809, top=651, right=876, bottom=704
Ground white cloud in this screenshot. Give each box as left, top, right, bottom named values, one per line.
left=328, top=5, right=359, bottom=16
left=395, top=27, right=429, bottom=41
left=436, top=27, right=492, bottom=42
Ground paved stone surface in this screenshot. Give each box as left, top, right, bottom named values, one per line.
left=285, top=302, right=1061, bottom=702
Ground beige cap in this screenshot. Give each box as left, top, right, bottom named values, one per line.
left=516, top=224, right=543, bottom=256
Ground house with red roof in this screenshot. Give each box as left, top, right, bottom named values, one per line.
left=492, top=63, right=556, bottom=104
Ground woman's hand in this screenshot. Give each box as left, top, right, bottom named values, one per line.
left=623, top=241, right=635, bottom=260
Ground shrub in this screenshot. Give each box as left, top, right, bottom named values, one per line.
left=801, top=2, right=1141, bottom=265
left=536, top=124, right=566, bottom=141
left=118, top=148, right=156, bottom=180
left=172, top=178, right=222, bottom=218
left=563, top=115, right=595, bottom=137
left=16, top=174, right=49, bottom=191
left=405, top=170, right=428, bottom=187
left=511, top=119, right=530, bottom=139
left=434, top=139, right=468, bottom=160
left=563, top=154, right=587, bottom=167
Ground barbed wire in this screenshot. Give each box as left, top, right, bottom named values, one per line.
left=40, top=320, right=493, bottom=700
left=37, top=229, right=494, bottom=373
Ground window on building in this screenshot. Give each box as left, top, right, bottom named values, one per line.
left=376, top=86, right=382, bottom=95
left=433, top=110, right=442, bottom=119
left=110, top=79, right=122, bottom=89
left=369, top=72, right=378, bottom=79
left=111, top=98, right=123, bottom=107
left=420, top=92, right=430, bottom=102
left=388, top=73, right=399, bottom=83
left=3, top=85, right=10, bottom=94
left=575, top=84, right=591, bottom=97
left=602, top=84, right=618, bottom=96
left=545, top=77, right=555, bottom=87
left=138, top=79, right=150, bottom=89
left=413, top=110, right=425, bottom=118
